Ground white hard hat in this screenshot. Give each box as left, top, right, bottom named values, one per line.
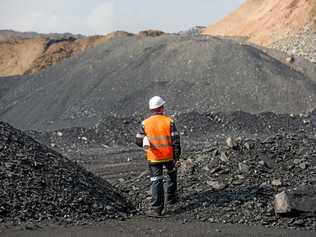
left=149, top=96, right=166, bottom=110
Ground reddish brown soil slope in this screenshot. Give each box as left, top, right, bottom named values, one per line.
left=202, top=0, right=316, bottom=46
left=0, top=31, right=134, bottom=77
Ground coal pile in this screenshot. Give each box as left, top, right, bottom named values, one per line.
left=0, top=121, right=133, bottom=224
left=0, top=34, right=315, bottom=131
left=117, top=133, right=316, bottom=230
left=25, top=115, right=142, bottom=154
left=27, top=110, right=316, bottom=155
left=177, top=110, right=316, bottom=139
left=0, top=77, right=23, bottom=100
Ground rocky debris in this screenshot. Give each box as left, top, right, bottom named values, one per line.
left=116, top=133, right=316, bottom=230
left=0, top=121, right=133, bottom=224
left=1, top=34, right=315, bottom=131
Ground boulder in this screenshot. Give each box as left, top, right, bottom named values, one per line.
left=274, top=187, right=316, bottom=215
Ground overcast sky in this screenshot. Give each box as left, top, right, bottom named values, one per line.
left=0, top=0, right=245, bottom=35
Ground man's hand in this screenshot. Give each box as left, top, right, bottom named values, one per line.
left=174, top=160, right=181, bottom=168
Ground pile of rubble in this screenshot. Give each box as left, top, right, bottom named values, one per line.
left=0, top=121, right=133, bottom=225
left=117, top=133, right=316, bottom=230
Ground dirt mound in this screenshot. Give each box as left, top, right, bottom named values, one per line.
left=0, top=35, right=315, bottom=131
left=203, top=0, right=315, bottom=45
left=0, top=31, right=134, bottom=77
left=0, top=121, right=132, bottom=224
left=26, top=31, right=134, bottom=75
left=0, top=37, right=47, bottom=76
left=202, top=0, right=316, bottom=62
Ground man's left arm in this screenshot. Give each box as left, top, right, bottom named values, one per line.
left=135, top=122, right=145, bottom=147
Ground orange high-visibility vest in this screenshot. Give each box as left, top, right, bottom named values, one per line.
left=143, top=115, right=174, bottom=163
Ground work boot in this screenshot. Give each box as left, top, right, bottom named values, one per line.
left=145, top=209, right=162, bottom=217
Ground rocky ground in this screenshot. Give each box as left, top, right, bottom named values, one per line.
left=0, top=109, right=316, bottom=235
left=1, top=110, right=311, bottom=231
left=117, top=133, right=316, bottom=230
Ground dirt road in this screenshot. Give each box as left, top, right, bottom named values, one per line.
left=2, top=218, right=315, bottom=237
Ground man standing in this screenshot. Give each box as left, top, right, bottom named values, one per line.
left=136, top=96, right=181, bottom=217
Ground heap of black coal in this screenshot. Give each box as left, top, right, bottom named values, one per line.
left=25, top=110, right=316, bottom=161
left=1, top=35, right=316, bottom=131
left=0, top=121, right=133, bottom=224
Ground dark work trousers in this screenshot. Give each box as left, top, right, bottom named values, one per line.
left=148, top=160, right=177, bottom=211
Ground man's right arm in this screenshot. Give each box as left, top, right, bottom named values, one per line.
left=135, top=122, right=145, bottom=147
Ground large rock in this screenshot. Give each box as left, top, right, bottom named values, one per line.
left=274, top=187, right=316, bottom=215
left=274, top=191, right=291, bottom=214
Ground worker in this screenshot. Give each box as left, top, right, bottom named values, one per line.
left=136, top=96, right=181, bottom=217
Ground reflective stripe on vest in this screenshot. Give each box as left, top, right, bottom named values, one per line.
left=147, top=135, right=171, bottom=141
left=143, top=115, right=174, bottom=162
left=150, top=175, right=164, bottom=182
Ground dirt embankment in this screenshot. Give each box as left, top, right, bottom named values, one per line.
left=0, top=31, right=134, bottom=77
left=0, top=37, right=47, bottom=76
left=202, top=0, right=316, bottom=62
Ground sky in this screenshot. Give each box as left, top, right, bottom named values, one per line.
left=0, top=0, right=245, bottom=35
